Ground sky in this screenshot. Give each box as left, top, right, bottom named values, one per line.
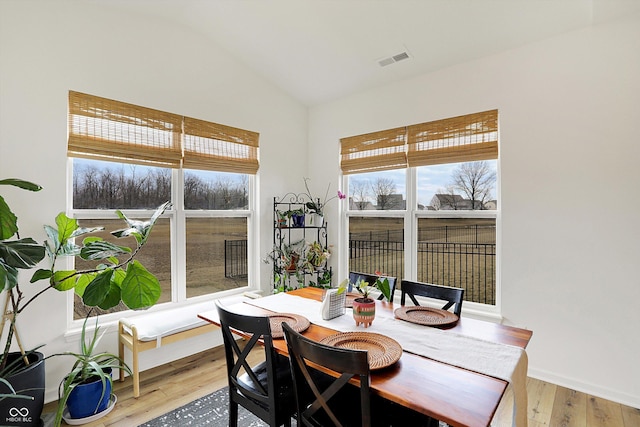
left=348, top=161, right=497, bottom=207
left=74, top=158, right=496, bottom=208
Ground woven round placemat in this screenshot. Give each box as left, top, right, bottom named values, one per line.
left=269, top=313, right=310, bottom=339
left=394, top=306, right=459, bottom=327
left=319, top=332, right=402, bottom=370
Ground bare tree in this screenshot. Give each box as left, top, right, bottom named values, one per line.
left=371, top=177, right=396, bottom=210
left=451, top=161, right=496, bottom=210
left=349, top=179, right=371, bottom=210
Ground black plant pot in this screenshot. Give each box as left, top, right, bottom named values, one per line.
left=0, top=352, right=45, bottom=427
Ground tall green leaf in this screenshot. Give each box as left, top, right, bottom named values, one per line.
left=0, top=238, right=46, bottom=269
left=52, top=270, right=77, bottom=291
left=0, top=179, right=41, bottom=240
left=80, top=240, right=131, bottom=261
left=55, top=213, right=79, bottom=244
left=82, top=270, right=114, bottom=306
left=121, top=261, right=161, bottom=309
left=98, top=282, right=123, bottom=310
left=0, top=196, right=18, bottom=240
left=0, top=263, right=19, bottom=292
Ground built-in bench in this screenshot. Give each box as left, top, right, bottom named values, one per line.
left=118, top=294, right=256, bottom=397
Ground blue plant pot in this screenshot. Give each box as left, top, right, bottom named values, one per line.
left=66, top=368, right=112, bottom=419
left=291, top=213, right=305, bottom=227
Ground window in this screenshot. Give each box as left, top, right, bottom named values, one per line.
left=68, top=91, right=257, bottom=319
left=342, top=110, right=498, bottom=308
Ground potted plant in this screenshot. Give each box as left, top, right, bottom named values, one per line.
left=303, top=241, right=330, bottom=271
left=52, top=314, right=131, bottom=425
left=347, top=272, right=391, bottom=328
left=263, top=239, right=306, bottom=292
left=288, top=208, right=305, bottom=228
left=302, top=177, right=345, bottom=225
left=0, top=178, right=167, bottom=426
left=275, top=210, right=288, bottom=228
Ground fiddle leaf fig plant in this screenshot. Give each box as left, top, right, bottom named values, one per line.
left=0, top=178, right=169, bottom=375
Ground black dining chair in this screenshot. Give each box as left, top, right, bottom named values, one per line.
left=400, top=279, right=465, bottom=316
left=348, top=271, right=398, bottom=301
left=282, top=322, right=374, bottom=426
left=216, top=302, right=296, bottom=427
left=282, top=323, right=435, bottom=427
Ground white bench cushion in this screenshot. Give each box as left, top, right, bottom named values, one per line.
left=120, top=295, right=250, bottom=342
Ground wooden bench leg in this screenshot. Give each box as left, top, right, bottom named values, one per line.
left=132, top=337, right=140, bottom=398
left=118, top=322, right=125, bottom=383
left=118, top=321, right=142, bottom=398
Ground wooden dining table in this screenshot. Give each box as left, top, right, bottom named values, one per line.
left=198, top=287, right=533, bottom=427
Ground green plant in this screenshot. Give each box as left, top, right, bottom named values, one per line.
left=0, top=178, right=168, bottom=376
left=348, top=271, right=391, bottom=301
left=303, top=241, right=330, bottom=270
left=275, top=210, right=288, bottom=227
left=52, top=314, right=132, bottom=425
left=302, top=177, right=345, bottom=215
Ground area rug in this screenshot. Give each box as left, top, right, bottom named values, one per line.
left=139, top=386, right=274, bottom=427
left=139, top=386, right=448, bottom=427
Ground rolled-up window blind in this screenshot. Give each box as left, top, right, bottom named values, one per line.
left=407, top=110, right=498, bottom=167
left=68, top=91, right=183, bottom=167
left=183, top=117, right=259, bottom=174
left=340, top=127, right=407, bottom=175
left=68, top=91, right=259, bottom=173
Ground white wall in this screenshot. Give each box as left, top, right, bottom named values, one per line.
left=2, top=0, right=639, bottom=410
left=309, top=14, right=640, bottom=408
left=0, top=0, right=307, bottom=402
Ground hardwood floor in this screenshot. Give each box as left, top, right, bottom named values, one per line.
left=43, top=345, right=640, bottom=427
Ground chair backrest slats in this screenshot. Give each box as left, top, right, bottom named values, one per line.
left=216, top=301, right=293, bottom=427
left=282, top=322, right=372, bottom=427
left=400, top=279, right=464, bottom=316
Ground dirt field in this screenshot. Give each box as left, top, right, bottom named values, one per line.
left=73, top=216, right=495, bottom=318
left=73, top=217, right=248, bottom=318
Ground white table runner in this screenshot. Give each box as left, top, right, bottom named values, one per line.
left=242, top=292, right=528, bottom=427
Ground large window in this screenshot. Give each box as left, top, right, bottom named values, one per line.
left=68, top=91, right=257, bottom=318
left=343, top=110, right=498, bottom=308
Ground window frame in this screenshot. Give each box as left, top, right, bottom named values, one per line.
left=66, top=88, right=260, bottom=324
left=341, top=159, right=500, bottom=316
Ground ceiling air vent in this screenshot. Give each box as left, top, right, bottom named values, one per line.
left=378, top=51, right=411, bottom=67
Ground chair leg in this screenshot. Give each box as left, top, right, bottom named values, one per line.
left=228, top=400, right=238, bottom=427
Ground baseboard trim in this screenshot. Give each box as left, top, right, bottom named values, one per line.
left=528, top=367, right=639, bottom=409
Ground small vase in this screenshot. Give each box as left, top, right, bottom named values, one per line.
left=352, top=297, right=375, bottom=327
left=312, top=213, right=324, bottom=227
left=291, top=213, right=305, bottom=228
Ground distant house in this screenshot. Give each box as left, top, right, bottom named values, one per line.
left=430, top=194, right=466, bottom=210
left=378, top=194, right=405, bottom=210
left=430, top=194, right=488, bottom=210
left=348, top=197, right=376, bottom=210
left=484, top=200, right=498, bottom=210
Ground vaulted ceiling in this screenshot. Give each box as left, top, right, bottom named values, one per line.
left=101, top=0, right=640, bottom=106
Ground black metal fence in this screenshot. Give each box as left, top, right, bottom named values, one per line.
left=349, top=225, right=496, bottom=305
left=224, top=239, right=248, bottom=278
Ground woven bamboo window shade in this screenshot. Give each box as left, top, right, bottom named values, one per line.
left=407, top=110, right=498, bottom=167
left=183, top=117, right=259, bottom=174
left=68, top=91, right=183, bottom=168
left=340, top=127, right=407, bottom=175
left=68, top=91, right=259, bottom=174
